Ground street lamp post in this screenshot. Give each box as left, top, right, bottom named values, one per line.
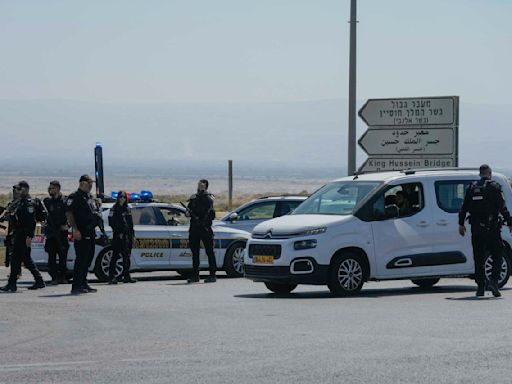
left=347, top=0, right=357, bottom=175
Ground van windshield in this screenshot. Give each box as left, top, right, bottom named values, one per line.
left=293, top=181, right=381, bottom=216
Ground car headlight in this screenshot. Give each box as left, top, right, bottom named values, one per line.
left=294, top=239, right=318, bottom=250
left=299, top=227, right=327, bottom=236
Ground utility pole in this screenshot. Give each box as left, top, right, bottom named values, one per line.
left=347, top=0, right=357, bottom=175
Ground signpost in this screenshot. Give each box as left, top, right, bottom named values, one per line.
left=357, top=96, right=459, bottom=173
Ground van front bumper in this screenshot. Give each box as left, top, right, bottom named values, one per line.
left=244, top=258, right=328, bottom=285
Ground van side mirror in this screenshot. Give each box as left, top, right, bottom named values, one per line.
left=228, top=212, right=238, bottom=222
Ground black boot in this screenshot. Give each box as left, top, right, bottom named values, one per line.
left=123, top=276, right=137, bottom=283
left=187, top=276, right=200, bottom=283
left=109, top=277, right=118, bottom=285
left=0, top=284, right=17, bottom=293
left=476, top=286, right=485, bottom=297
left=487, top=281, right=501, bottom=298
left=204, top=275, right=217, bottom=283
left=27, top=280, right=46, bottom=290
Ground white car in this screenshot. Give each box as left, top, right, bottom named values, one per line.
left=244, top=169, right=512, bottom=295
left=32, top=202, right=250, bottom=281
left=215, top=196, right=307, bottom=233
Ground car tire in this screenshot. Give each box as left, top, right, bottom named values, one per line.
left=328, top=253, right=366, bottom=296
left=411, top=278, right=440, bottom=289
left=94, top=247, right=123, bottom=282
left=264, top=282, right=297, bottom=294
left=223, top=241, right=246, bottom=278
left=485, top=252, right=511, bottom=289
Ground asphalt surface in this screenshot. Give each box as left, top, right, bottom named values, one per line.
left=1, top=268, right=512, bottom=384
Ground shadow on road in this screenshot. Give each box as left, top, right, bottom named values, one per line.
left=445, top=296, right=503, bottom=301
left=234, top=285, right=491, bottom=300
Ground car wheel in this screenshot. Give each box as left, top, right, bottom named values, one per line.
left=485, top=253, right=511, bottom=288
left=328, top=253, right=365, bottom=296
left=223, top=241, right=246, bottom=278
left=411, top=278, right=440, bottom=289
left=94, top=247, right=123, bottom=282
left=264, top=282, right=297, bottom=294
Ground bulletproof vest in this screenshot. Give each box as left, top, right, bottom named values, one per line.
left=468, top=180, right=495, bottom=217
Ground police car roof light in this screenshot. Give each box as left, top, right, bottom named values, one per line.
left=111, top=191, right=119, bottom=199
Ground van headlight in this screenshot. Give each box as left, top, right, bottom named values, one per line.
left=294, top=239, right=318, bottom=250
left=299, top=227, right=326, bottom=236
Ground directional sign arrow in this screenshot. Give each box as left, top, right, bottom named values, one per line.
left=358, top=96, right=456, bottom=127
left=358, top=128, right=454, bottom=156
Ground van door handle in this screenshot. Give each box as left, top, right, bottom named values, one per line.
left=171, top=234, right=184, bottom=238
left=416, top=221, right=429, bottom=227
left=436, top=220, right=449, bottom=226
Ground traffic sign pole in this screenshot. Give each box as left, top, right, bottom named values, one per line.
left=347, top=0, right=357, bottom=176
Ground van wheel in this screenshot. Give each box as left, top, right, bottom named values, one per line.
left=485, top=253, right=511, bottom=288
left=94, top=247, right=123, bottom=282
left=328, top=253, right=365, bottom=296
left=411, top=278, right=440, bottom=289
left=264, top=282, right=297, bottom=294
left=223, top=241, right=246, bottom=278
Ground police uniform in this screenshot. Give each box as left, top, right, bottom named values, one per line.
left=187, top=192, right=216, bottom=280
left=459, top=177, right=511, bottom=295
left=43, top=195, right=69, bottom=283
left=1, top=189, right=45, bottom=292
left=108, top=203, right=136, bottom=283
left=66, top=188, right=101, bottom=293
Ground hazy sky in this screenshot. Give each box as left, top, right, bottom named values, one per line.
left=1, top=0, right=511, bottom=105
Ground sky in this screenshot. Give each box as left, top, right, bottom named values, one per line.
left=0, top=0, right=511, bottom=178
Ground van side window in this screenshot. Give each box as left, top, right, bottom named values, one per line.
left=368, top=183, right=424, bottom=221
left=435, top=180, right=474, bottom=213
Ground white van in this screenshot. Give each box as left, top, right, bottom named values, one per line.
left=244, top=169, right=512, bottom=295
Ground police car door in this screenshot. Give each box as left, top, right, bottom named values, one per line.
left=368, top=181, right=435, bottom=278
left=430, top=177, right=476, bottom=275
left=130, top=207, right=171, bottom=267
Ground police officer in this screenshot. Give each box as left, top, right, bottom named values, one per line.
left=66, top=175, right=102, bottom=294
left=459, top=164, right=512, bottom=297
left=108, top=191, right=136, bottom=284
left=43, top=180, right=70, bottom=285
left=186, top=179, right=217, bottom=283
left=0, top=181, right=45, bottom=292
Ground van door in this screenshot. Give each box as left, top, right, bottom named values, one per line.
left=430, top=177, right=478, bottom=275
left=367, top=182, right=435, bottom=278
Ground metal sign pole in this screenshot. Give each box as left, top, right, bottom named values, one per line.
left=347, top=0, right=357, bottom=175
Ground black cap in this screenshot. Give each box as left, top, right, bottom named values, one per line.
left=79, top=174, right=94, bottom=183
left=479, top=164, right=492, bottom=174
left=49, top=180, right=61, bottom=188
left=15, top=180, right=29, bottom=189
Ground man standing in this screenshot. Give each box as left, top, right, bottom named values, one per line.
left=66, top=175, right=102, bottom=294
left=43, top=180, right=70, bottom=285
left=186, top=179, right=217, bottom=283
left=459, top=164, right=512, bottom=297
left=0, top=181, right=46, bottom=292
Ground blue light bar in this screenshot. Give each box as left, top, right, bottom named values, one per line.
left=130, top=193, right=141, bottom=200
left=140, top=190, right=153, bottom=200
left=111, top=191, right=119, bottom=199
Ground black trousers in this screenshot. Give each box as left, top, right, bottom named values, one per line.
left=189, top=226, right=216, bottom=277
left=109, top=234, right=132, bottom=279
left=8, top=233, right=43, bottom=286
left=46, top=232, right=69, bottom=280
left=72, top=236, right=95, bottom=290
left=471, top=228, right=504, bottom=287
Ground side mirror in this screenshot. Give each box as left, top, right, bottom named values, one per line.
left=228, top=212, right=238, bottom=222
left=384, top=205, right=399, bottom=219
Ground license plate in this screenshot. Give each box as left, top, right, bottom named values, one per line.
left=254, top=255, right=274, bottom=264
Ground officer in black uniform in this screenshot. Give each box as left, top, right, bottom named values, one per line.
left=66, top=175, right=102, bottom=294
left=108, top=191, right=136, bottom=284
left=459, top=164, right=512, bottom=297
left=43, top=180, right=70, bottom=285
left=186, top=179, right=217, bottom=283
left=0, top=181, right=46, bottom=292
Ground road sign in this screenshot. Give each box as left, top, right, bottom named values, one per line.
left=358, top=157, right=456, bottom=173
left=358, top=128, right=454, bottom=156
left=358, top=96, right=456, bottom=127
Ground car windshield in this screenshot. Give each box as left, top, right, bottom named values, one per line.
left=292, top=181, right=381, bottom=215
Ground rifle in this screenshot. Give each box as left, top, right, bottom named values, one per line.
left=0, top=196, right=20, bottom=268
left=40, top=199, right=68, bottom=257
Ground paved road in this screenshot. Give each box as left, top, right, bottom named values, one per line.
left=1, top=268, right=512, bottom=384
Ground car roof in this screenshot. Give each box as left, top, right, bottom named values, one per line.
left=102, top=202, right=184, bottom=209
left=255, top=196, right=307, bottom=201
left=331, top=169, right=508, bottom=183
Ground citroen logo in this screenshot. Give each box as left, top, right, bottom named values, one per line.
left=264, top=229, right=273, bottom=239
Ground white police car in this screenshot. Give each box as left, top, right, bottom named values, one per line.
left=244, top=169, right=512, bottom=295
left=32, top=201, right=250, bottom=281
